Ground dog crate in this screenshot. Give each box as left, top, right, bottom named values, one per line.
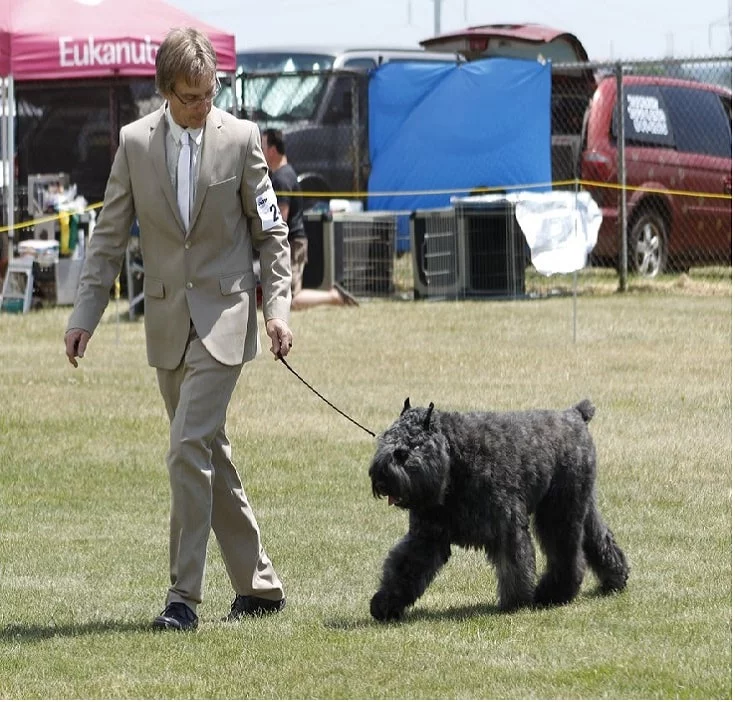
left=302, top=212, right=337, bottom=291
left=454, top=198, right=527, bottom=299
left=302, top=211, right=397, bottom=297
left=410, top=207, right=461, bottom=300
left=331, top=211, right=397, bottom=297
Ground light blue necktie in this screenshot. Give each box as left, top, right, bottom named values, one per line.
left=177, top=131, right=190, bottom=230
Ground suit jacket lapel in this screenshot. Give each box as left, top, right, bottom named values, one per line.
left=189, top=109, right=223, bottom=233
left=148, top=106, right=186, bottom=232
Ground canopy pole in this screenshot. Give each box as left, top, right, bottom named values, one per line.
left=1, top=77, right=7, bottom=255
left=7, top=76, right=14, bottom=260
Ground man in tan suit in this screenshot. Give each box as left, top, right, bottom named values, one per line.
left=64, top=28, right=293, bottom=631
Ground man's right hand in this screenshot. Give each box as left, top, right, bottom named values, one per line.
left=65, top=328, right=91, bottom=368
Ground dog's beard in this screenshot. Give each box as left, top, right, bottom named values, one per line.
left=369, top=456, right=413, bottom=508
left=369, top=447, right=449, bottom=509
left=370, top=407, right=451, bottom=509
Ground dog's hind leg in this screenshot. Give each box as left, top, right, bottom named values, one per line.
left=491, top=520, right=537, bottom=611
left=533, top=496, right=587, bottom=607
left=583, top=499, right=629, bottom=593
left=370, top=532, right=451, bottom=621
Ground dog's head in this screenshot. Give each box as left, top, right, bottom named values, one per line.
left=369, top=398, right=450, bottom=510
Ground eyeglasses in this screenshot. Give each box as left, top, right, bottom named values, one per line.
left=171, top=78, right=221, bottom=107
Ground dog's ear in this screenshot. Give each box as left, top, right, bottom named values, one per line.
left=401, top=397, right=411, bottom=415
left=423, top=402, right=434, bottom=429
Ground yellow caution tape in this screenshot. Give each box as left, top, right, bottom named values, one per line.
left=1, top=178, right=729, bottom=235
left=0, top=201, right=104, bottom=234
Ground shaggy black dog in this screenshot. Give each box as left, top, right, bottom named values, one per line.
left=368, top=398, right=629, bottom=621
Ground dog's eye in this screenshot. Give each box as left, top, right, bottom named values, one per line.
left=393, top=448, right=409, bottom=463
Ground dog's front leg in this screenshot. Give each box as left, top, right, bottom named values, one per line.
left=371, top=532, right=451, bottom=621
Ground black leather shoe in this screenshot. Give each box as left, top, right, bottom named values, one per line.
left=153, top=602, right=198, bottom=631
left=226, top=595, right=286, bottom=621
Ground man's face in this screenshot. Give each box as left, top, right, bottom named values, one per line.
left=166, top=75, right=217, bottom=129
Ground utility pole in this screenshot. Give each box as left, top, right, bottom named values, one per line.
left=433, top=0, right=442, bottom=36
left=708, top=0, right=732, bottom=52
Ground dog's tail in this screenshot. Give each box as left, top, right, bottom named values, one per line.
left=583, top=501, right=630, bottom=593
left=574, top=399, right=595, bottom=424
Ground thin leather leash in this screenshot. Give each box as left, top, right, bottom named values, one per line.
left=277, top=354, right=376, bottom=437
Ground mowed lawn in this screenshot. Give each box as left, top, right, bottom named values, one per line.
left=0, top=288, right=731, bottom=699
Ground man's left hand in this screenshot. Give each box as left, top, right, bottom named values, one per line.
left=266, top=318, right=294, bottom=359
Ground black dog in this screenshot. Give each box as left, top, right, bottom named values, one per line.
left=368, top=398, right=629, bottom=621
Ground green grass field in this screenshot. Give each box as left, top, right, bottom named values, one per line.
left=0, top=285, right=731, bottom=699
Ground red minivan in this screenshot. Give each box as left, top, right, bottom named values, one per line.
left=581, top=75, right=732, bottom=276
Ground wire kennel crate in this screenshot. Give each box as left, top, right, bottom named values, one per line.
left=410, top=207, right=461, bottom=300
left=454, top=199, right=527, bottom=299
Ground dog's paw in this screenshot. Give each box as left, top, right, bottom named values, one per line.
left=370, top=591, right=404, bottom=622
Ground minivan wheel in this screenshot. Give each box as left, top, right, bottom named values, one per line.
left=628, top=209, right=668, bottom=278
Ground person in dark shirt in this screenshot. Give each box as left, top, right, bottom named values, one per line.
left=261, top=128, right=358, bottom=309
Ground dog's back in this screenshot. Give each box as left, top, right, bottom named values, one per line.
left=437, top=399, right=595, bottom=452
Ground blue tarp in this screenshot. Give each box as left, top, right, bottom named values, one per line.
left=367, top=57, right=552, bottom=213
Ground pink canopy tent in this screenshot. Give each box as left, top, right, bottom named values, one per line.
left=0, top=0, right=235, bottom=79
left=0, top=0, right=235, bottom=242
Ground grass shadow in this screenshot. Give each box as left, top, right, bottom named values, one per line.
left=405, top=601, right=502, bottom=622
left=323, top=587, right=625, bottom=630
left=0, top=619, right=157, bottom=642
left=324, top=601, right=502, bottom=630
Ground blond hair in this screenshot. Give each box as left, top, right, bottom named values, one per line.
left=155, top=27, right=217, bottom=94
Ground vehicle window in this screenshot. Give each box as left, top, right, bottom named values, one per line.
left=242, top=72, right=328, bottom=122
left=237, top=52, right=334, bottom=73
left=386, top=57, right=455, bottom=64
left=612, top=85, right=676, bottom=148
left=229, top=54, right=335, bottom=120
left=342, top=58, right=377, bottom=70
left=661, top=86, right=732, bottom=158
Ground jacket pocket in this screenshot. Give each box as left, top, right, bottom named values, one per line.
left=220, top=270, right=256, bottom=295
left=208, top=175, right=237, bottom=190
left=144, top=277, right=165, bottom=299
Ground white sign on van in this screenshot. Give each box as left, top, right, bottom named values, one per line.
left=626, top=94, right=669, bottom=136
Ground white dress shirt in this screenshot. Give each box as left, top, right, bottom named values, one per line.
left=164, top=104, right=204, bottom=225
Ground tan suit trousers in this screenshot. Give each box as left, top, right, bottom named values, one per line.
left=156, top=327, right=284, bottom=613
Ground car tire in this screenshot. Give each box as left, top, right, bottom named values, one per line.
left=628, top=208, right=668, bottom=278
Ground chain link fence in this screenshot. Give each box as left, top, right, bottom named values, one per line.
left=239, top=57, right=731, bottom=300
left=551, top=56, right=731, bottom=289
left=238, top=69, right=370, bottom=208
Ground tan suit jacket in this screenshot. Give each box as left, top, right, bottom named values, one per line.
left=68, top=105, right=291, bottom=369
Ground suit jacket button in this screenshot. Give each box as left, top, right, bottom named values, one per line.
left=184, top=242, right=191, bottom=249
left=186, top=282, right=193, bottom=289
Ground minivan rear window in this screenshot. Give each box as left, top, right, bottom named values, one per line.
left=660, top=86, right=731, bottom=158
left=612, top=85, right=675, bottom=148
